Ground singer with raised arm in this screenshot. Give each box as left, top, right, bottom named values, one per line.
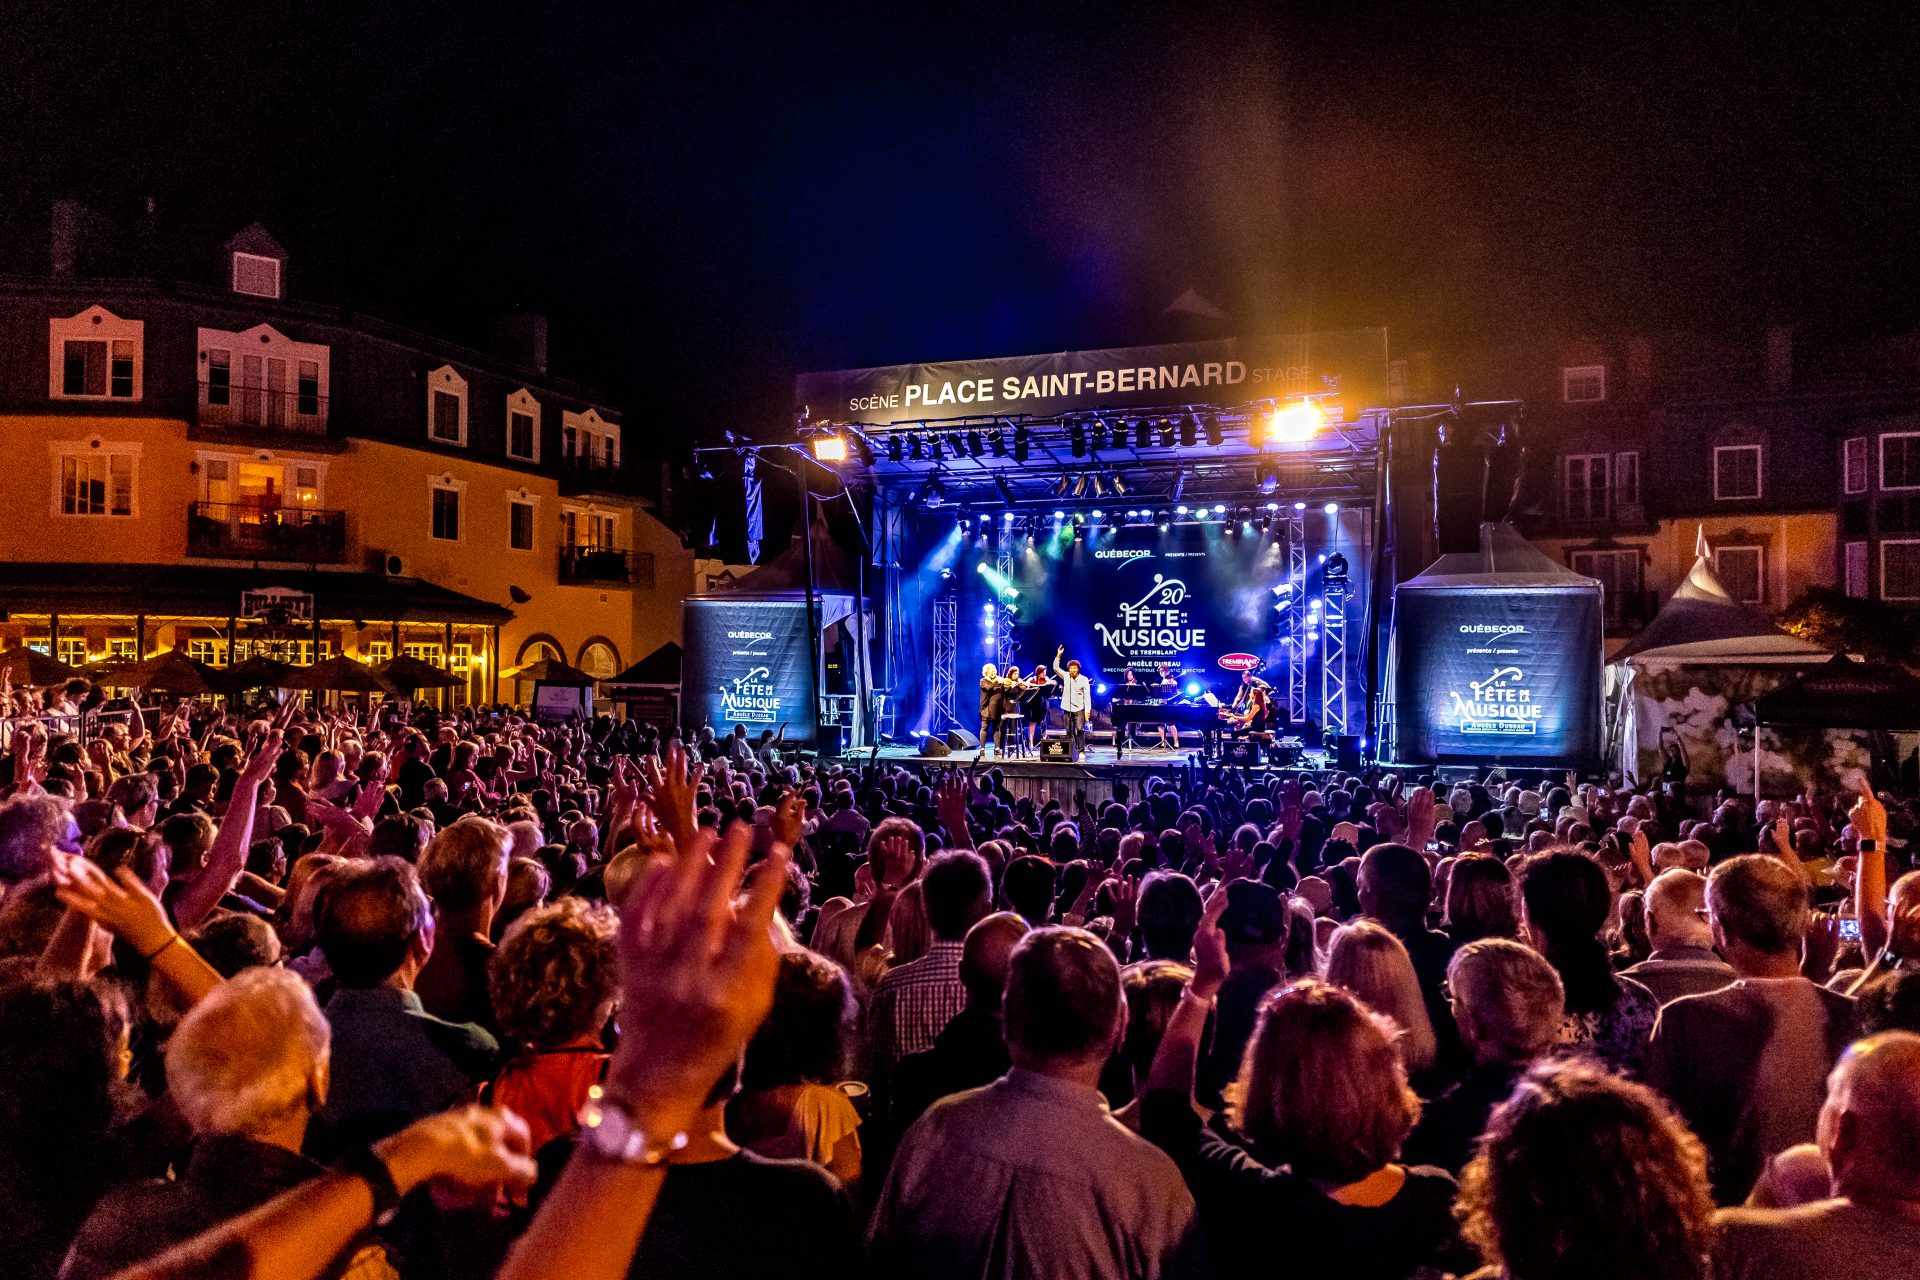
left=1053, top=645, right=1093, bottom=761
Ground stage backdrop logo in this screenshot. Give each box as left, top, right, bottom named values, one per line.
left=1217, top=653, right=1261, bottom=672
left=681, top=599, right=817, bottom=744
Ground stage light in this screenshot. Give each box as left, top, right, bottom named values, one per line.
left=1213, top=504, right=1227, bottom=514
left=809, top=434, right=848, bottom=462
left=1179, top=416, right=1197, bottom=448
left=1096, top=682, right=1109, bottom=695
left=1270, top=400, right=1327, bottom=444
left=1135, top=420, right=1152, bottom=449
left=1274, top=583, right=1293, bottom=595
left=977, top=564, right=988, bottom=576
left=1159, top=523, right=1168, bottom=531
left=1239, top=508, right=1254, bottom=523
left=1073, top=474, right=1089, bottom=497
left=1111, top=474, right=1127, bottom=495
left=1013, top=427, right=1030, bottom=463
left=1318, top=552, right=1328, bottom=562
left=958, top=517, right=968, bottom=529
left=1091, top=474, right=1107, bottom=498
left=1090, top=420, right=1108, bottom=451
left=908, top=434, right=924, bottom=460
left=967, top=430, right=983, bottom=458
left=1003, top=510, right=1014, bottom=521
left=1204, top=415, right=1224, bottom=447
left=1294, top=501, right=1306, bottom=511
left=990, top=430, right=1007, bottom=457
left=1248, top=413, right=1267, bottom=449
left=1176, top=504, right=1188, bottom=515
left=1266, top=502, right=1279, bottom=511
left=1324, top=502, right=1339, bottom=515
left=1052, top=475, right=1069, bottom=496
left=932, top=437, right=946, bottom=460
left=1258, top=462, right=1279, bottom=495
left=887, top=436, right=904, bottom=463
left=1091, top=509, right=1105, bottom=520
left=1052, top=509, right=1064, bottom=519
left=1070, top=425, right=1086, bottom=457
left=1160, top=419, right=1176, bottom=447
left=1184, top=681, right=1201, bottom=696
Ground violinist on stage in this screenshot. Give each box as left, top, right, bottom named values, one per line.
left=979, top=662, right=1009, bottom=755
left=1016, top=663, right=1056, bottom=753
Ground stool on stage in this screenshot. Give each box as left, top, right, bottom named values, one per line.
left=998, top=712, right=1029, bottom=758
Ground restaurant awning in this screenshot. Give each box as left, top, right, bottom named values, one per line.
left=0, top=562, right=513, bottom=626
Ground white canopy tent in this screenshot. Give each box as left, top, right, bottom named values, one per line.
left=1609, top=551, right=1828, bottom=788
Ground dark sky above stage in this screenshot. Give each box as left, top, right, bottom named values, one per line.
left=5, top=1, right=1918, bottom=443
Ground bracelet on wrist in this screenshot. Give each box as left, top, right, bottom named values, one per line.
left=141, top=933, right=183, bottom=962
left=337, top=1146, right=403, bottom=1225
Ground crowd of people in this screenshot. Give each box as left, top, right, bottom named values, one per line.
left=1, top=685, right=1919, bottom=1280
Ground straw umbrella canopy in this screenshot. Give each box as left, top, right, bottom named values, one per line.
left=103, top=649, right=220, bottom=696
left=280, top=654, right=400, bottom=696
left=504, top=657, right=597, bottom=686
left=376, top=654, right=465, bottom=691
left=218, top=656, right=296, bottom=692
left=0, top=647, right=82, bottom=687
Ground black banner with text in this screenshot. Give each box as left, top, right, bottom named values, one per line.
left=681, top=599, right=816, bottom=744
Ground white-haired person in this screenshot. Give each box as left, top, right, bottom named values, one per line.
left=60, top=968, right=371, bottom=1280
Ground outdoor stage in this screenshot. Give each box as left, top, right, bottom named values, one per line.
left=857, top=739, right=1333, bottom=804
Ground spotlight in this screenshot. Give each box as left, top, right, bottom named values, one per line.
left=1258, top=461, right=1279, bottom=495
left=1294, top=501, right=1306, bottom=512
left=1159, top=523, right=1168, bottom=531
left=1013, top=426, right=1030, bottom=463
left=1073, top=474, right=1089, bottom=497
left=1178, top=416, right=1197, bottom=448
left=1184, top=681, right=1201, bottom=697
left=1239, top=508, right=1254, bottom=524
left=1053, top=475, right=1070, bottom=496
left=1090, top=420, right=1109, bottom=452
left=1135, top=420, right=1152, bottom=449
left=1091, top=475, right=1106, bottom=498
left=1176, top=505, right=1188, bottom=515
left=1213, top=504, right=1227, bottom=514
left=932, top=437, right=946, bottom=460
left=1091, top=509, right=1105, bottom=520
left=967, top=430, right=983, bottom=458
left=1159, top=419, right=1176, bottom=448
left=1052, top=509, right=1065, bottom=519
left=1204, top=415, right=1224, bottom=447
left=1324, top=502, right=1339, bottom=515
left=1266, top=502, right=1279, bottom=511
left=887, top=436, right=904, bottom=463
left=1070, top=424, right=1086, bottom=457
left=977, top=564, right=989, bottom=576
left=809, top=434, right=848, bottom=462
left=1096, top=682, right=1109, bottom=695
left=1003, top=510, right=1014, bottom=521
left=1110, top=473, right=1127, bottom=495
left=990, top=430, right=1007, bottom=457
left=908, top=434, right=925, bottom=461
left=1318, top=552, right=1328, bottom=562
left=1271, top=400, right=1328, bottom=444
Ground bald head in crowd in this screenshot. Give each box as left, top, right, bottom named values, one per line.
left=960, top=911, right=1030, bottom=1012
left=1645, top=869, right=1714, bottom=951
left=1820, top=1031, right=1920, bottom=1200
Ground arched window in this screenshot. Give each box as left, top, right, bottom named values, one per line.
left=578, top=640, right=620, bottom=680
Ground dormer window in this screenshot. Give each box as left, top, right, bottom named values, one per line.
left=507, top=389, right=541, bottom=462
left=49, top=307, right=143, bottom=401
left=427, top=366, right=469, bottom=447
left=1562, top=365, right=1606, bottom=404
left=232, top=252, right=282, bottom=299
left=561, top=408, right=620, bottom=467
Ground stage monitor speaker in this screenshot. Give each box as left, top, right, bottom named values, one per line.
left=1039, top=736, right=1073, bottom=762
left=918, top=737, right=952, bottom=758
left=1335, top=734, right=1364, bottom=772
left=946, top=729, right=980, bottom=751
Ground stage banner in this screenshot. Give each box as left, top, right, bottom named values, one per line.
left=681, top=598, right=817, bottom=744
left=797, top=329, right=1389, bottom=427
left=1393, top=586, right=1603, bottom=766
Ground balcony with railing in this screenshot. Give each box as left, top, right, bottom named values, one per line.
left=187, top=501, right=347, bottom=563
left=193, top=381, right=346, bottom=450
left=559, top=544, right=634, bottom=585
left=557, top=453, right=630, bottom=496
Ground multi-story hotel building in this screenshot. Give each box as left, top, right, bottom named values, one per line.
left=0, top=206, right=693, bottom=702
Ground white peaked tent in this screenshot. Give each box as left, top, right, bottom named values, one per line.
left=1609, top=547, right=1828, bottom=785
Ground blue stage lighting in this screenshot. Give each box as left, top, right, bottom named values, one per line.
left=1184, top=681, right=1201, bottom=696
left=1053, top=509, right=1064, bottom=520
left=1213, top=504, right=1227, bottom=514
left=1324, top=502, right=1339, bottom=515
left=1175, top=505, right=1188, bottom=515
left=1294, top=501, right=1306, bottom=511
left=1096, top=683, right=1109, bottom=695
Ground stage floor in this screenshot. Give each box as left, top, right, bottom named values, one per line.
left=856, top=741, right=1333, bottom=804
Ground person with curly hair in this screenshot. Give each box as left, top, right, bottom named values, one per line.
left=726, top=948, right=863, bottom=1190
left=487, top=897, right=619, bottom=1156
left=1458, top=1058, right=1715, bottom=1280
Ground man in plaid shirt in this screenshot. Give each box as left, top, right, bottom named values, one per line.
left=869, top=851, right=994, bottom=1096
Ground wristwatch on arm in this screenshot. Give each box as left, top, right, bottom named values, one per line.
left=577, top=1090, right=689, bottom=1166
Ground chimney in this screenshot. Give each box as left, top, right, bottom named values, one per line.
left=491, top=313, right=549, bottom=374
left=1626, top=336, right=1654, bottom=401
left=49, top=198, right=83, bottom=278
left=1765, top=325, right=1794, bottom=395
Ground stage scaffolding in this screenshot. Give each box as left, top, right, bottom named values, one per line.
left=931, top=582, right=958, bottom=735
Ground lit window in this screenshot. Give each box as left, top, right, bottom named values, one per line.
left=231, top=252, right=282, bottom=298
left=1714, top=544, right=1765, bottom=604
left=1846, top=541, right=1868, bottom=597
left=1562, top=365, right=1606, bottom=404
left=1713, top=445, right=1763, bottom=500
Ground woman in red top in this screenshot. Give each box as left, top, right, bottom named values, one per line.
left=486, top=897, right=619, bottom=1161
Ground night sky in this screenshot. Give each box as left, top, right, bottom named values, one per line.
left=4, top=1, right=1919, bottom=448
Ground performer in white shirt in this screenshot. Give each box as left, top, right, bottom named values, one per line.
left=1052, top=644, right=1094, bottom=761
